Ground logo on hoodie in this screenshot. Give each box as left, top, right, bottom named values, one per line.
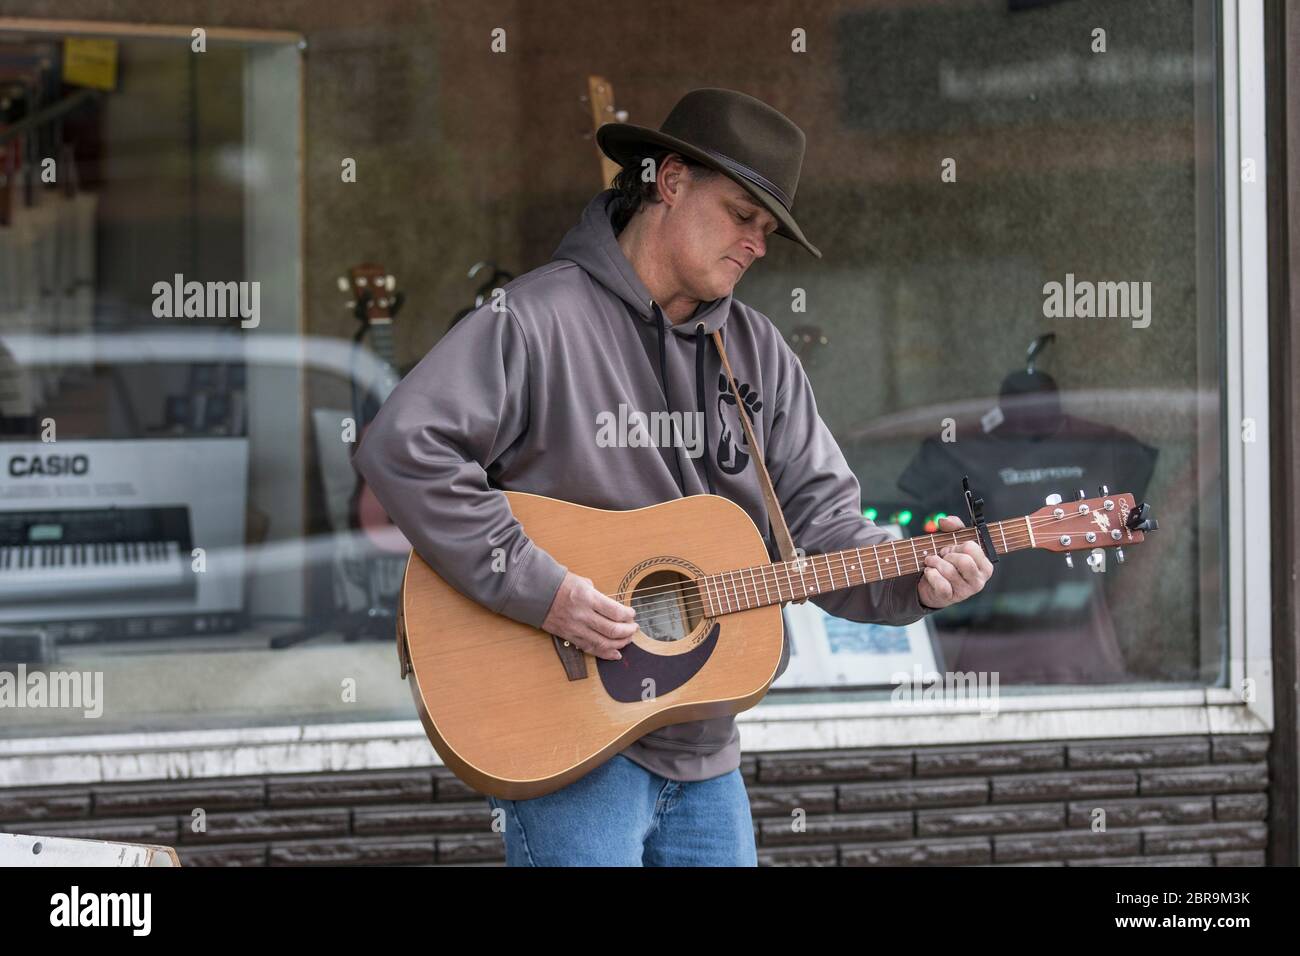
left=715, top=373, right=762, bottom=476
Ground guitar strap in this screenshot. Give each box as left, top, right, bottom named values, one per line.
left=711, top=329, right=804, bottom=601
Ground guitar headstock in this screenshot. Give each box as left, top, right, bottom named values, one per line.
left=1022, top=488, right=1158, bottom=569
left=336, top=263, right=402, bottom=326
left=585, top=74, right=627, bottom=188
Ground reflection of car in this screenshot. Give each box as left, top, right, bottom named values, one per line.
left=833, top=384, right=1201, bottom=527
left=837, top=386, right=1213, bottom=448
left=0, top=329, right=401, bottom=653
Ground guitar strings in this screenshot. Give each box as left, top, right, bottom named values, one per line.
left=616, top=510, right=1127, bottom=630
left=620, top=511, right=1105, bottom=624
left=622, top=528, right=1072, bottom=630
left=613, top=509, right=1102, bottom=607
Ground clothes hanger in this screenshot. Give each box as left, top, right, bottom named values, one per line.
left=995, top=333, right=1063, bottom=440
left=448, top=260, right=514, bottom=331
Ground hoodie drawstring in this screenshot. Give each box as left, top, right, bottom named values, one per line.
left=695, top=322, right=715, bottom=495
left=654, top=304, right=689, bottom=496
left=648, top=302, right=716, bottom=497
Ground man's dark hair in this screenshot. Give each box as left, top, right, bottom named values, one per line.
left=609, top=149, right=720, bottom=234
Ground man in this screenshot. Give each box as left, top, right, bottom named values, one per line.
left=353, top=88, right=993, bottom=866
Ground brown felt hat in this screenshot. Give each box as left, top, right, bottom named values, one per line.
left=596, top=88, right=821, bottom=259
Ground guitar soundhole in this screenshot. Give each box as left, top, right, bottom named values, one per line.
left=630, top=570, right=705, bottom=643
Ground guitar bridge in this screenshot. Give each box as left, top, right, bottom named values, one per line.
left=551, top=634, right=589, bottom=681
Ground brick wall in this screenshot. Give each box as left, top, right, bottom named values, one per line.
left=0, top=734, right=1269, bottom=866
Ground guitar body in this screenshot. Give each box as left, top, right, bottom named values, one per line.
left=399, top=491, right=784, bottom=800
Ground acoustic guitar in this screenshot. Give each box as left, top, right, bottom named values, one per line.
left=397, top=484, right=1157, bottom=799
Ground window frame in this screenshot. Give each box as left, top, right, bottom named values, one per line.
left=0, top=1, right=1273, bottom=789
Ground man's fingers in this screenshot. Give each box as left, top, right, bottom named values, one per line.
left=924, top=553, right=964, bottom=591
left=923, top=567, right=952, bottom=603
left=927, top=547, right=993, bottom=598
left=562, top=623, right=610, bottom=659
left=937, top=540, right=993, bottom=576
left=923, top=519, right=994, bottom=608
left=952, top=543, right=994, bottom=580
left=593, top=591, right=636, bottom=622
left=945, top=550, right=984, bottom=586
left=576, top=625, right=624, bottom=660
left=588, top=612, right=637, bottom=641
left=546, top=574, right=638, bottom=660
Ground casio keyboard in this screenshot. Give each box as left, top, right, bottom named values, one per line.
left=0, top=506, right=197, bottom=605
left=0, top=438, right=248, bottom=648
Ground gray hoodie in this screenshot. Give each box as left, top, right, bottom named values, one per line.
left=353, top=188, right=931, bottom=784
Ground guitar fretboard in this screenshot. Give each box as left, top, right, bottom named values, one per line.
left=368, top=319, right=397, bottom=370
left=697, top=519, right=1033, bottom=615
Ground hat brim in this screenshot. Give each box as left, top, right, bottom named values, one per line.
left=596, top=122, right=822, bottom=260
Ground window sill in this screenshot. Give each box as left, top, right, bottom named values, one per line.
left=0, top=686, right=1270, bottom=789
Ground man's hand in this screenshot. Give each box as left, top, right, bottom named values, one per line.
left=917, top=515, right=994, bottom=611
left=541, top=571, right=639, bottom=660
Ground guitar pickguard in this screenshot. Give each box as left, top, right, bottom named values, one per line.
left=595, top=622, right=720, bottom=702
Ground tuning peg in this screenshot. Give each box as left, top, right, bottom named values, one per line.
left=1115, top=547, right=1125, bottom=564
left=336, top=276, right=349, bottom=292
left=1065, top=553, right=1074, bottom=569
left=1077, top=489, right=1086, bottom=500
left=1099, top=484, right=1115, bottom=510
left=1045, top=493, right=1062, bottom=505
left=385, top=275, right=395, bottom=291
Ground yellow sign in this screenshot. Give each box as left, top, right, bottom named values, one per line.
left=62, top=38, right=118, bottom=91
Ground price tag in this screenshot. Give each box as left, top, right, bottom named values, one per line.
left=62, top=37, right=118, bottom=91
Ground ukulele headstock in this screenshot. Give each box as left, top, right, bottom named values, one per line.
left=337, top=263, right=401, bottom=325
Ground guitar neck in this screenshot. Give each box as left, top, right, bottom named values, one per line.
left=698, top=519, right=1032, bottom=615
left=367, top=319, right=397, bottom=371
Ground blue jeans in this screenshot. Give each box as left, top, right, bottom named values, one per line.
left=485, top=754, right=757, bottom=866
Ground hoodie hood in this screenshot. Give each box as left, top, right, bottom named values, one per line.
left=553, top=188, right=737, bottom=499
left=552, top=188, right=732, bottom=337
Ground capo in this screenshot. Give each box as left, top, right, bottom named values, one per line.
left=962, top=475, right=999, bottom=565
left=1125, top=501, right=1159, bottom=532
